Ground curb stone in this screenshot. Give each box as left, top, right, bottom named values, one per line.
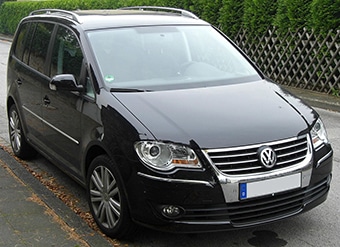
left=0, top=146, right=113, bottom=247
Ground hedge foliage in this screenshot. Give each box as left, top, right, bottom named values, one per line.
left=218, top=0, right=244, bottom=37
left=0, top=0, right=339, bottom=36
left=311, top=0, right=340, bottom=35
left=243, top=0, right=278, bottom=35
left=274, top=0, right=313, bottom=34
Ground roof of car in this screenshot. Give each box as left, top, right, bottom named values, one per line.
left=27, top=7, right=209, bottom=30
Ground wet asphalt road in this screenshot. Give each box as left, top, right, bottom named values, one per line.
left=1, top=39, right=340, bottom=246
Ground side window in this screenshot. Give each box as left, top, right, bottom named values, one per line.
left=13, top=22, right=31, bottom=61
left=85, top=73, right=95, bottom=98
left=28, top=22, right=54, bottom=73
left=22, top=23, right=36, bottom=64
left=50, top=26, right=83, bottom=83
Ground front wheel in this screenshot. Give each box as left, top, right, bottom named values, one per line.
left=8, top=104, right=37, bottom=159
left=87, top=155, right=136, bottom=239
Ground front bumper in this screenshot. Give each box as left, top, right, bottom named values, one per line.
left=131, top=144, right=333, bottom=233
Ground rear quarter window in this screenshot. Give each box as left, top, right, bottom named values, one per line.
left=13, top=22, right=30, bottom=61
left=13, top=22, right=35, bottom=64
left=28, top=22, right=54, bottom=74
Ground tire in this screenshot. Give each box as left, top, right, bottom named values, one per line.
left=8, top=104, right=37, bottom=159
left=87, top=155, right=136, bottom=239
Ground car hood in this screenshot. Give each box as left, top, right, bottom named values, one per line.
left=113, top=80, right=317, bottom=148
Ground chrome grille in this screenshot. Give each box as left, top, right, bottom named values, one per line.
left=205, top=135, right=309, bottom=175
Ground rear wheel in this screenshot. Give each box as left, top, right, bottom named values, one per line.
left=87, top=155, right=136, bottom=239
left=8, top=104, right=37, bottom=159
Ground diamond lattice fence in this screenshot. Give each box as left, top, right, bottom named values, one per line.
left=231, top=27, right=340, bottom=95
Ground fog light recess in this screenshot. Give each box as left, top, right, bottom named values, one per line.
left=161, top=205, right=184, bottom=219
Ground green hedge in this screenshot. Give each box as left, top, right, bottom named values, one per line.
left=311, top=0, right=340, bottom=35
left=274, top=0, right=313, bottom=34
left=0, top=0, right=339, bottom=36
left=0, top=0, right=141, bottom=34
left=0, top=0, right=84, bottom=34
left=0, top=0, right=15, bottom=5
left=243, top=0, right=278, bottom=35
left=218, top=0, right=245, bottom=38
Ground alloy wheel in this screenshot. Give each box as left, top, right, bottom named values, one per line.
left=89, top=165, right=122, bottom=229
left=9, top=107, right=22, bottom=153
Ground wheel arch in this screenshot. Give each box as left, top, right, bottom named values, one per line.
left=84, top=144, right=107, bottom=180
left=6, top=96, right=29, bottom=140
left=7, top=96, right=15, bottom=115
left=83, top=143, right=135, bottom=210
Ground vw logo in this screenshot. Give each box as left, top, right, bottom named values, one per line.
left=258, top=146, right=277, bottom=169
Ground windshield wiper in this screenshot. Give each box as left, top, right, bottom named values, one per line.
left=110, top=88, right=150, bottom=92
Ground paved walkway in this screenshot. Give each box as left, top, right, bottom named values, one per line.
left=0, top=155, right=86, bottom=246
left=0, top=141, right=112, bottom=247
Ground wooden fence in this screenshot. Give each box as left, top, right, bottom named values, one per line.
left=231, top=27, right=340, bottom=95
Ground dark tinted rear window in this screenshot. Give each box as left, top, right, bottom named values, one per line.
left=28, top=22, right=54, bottom=74
left=13, top=22, right=31, bottom=61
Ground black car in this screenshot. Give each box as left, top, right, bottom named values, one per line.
left=7, top=7, right=333, bottom=239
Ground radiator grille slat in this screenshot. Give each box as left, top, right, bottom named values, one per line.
left=206, top=136, right=309, bottom=175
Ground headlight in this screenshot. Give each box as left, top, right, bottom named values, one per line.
left=311, top=118, right=329, bottom=149
left=135, top=141, right=201, bottom=171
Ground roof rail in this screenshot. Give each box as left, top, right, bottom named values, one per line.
left=29, top=9, right=80, bottom=22
left=119, top=6, right=199, bottom=19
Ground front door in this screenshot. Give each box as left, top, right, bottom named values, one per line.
left=41, top=25, right=84, bottom=175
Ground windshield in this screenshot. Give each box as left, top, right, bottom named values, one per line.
left=87, top=25, right=261, bottom=90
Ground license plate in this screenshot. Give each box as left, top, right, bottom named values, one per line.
left=240, top=173, right=301, bottom=200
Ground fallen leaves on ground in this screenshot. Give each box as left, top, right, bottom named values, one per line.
left=1, top=145, right=121, bottom=247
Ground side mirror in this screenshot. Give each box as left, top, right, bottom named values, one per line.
left=49, top=74, right=84, bottom=92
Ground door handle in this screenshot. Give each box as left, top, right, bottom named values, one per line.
left=16, top=78, right=22, bottom=85
left=43, top=95, right=50, bottom=105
